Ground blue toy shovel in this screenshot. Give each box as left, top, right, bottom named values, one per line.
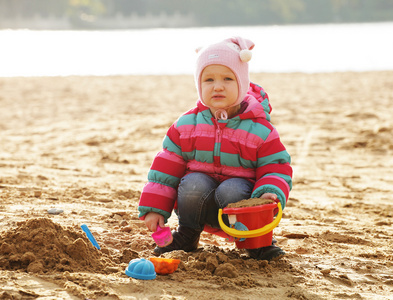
left=81, top=224, right=101, bottom=250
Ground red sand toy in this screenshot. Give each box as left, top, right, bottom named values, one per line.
left=218, top=202, right=282, bottom=249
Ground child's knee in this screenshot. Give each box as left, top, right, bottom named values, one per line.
left=217, top=179, right=252, bottom=200
left=178, top=173, right=217, bottom=196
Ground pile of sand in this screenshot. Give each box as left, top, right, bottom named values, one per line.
left=0, top=218, right=115, bottom=274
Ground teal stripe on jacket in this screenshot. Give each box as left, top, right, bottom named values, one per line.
left=148, top=169, right=180, bottom=188
left=220, top=152, right=256, bottom=169
left=163, top=135, right=182, bottom=156
left=177, top=112, right=213, bottom=127
left=235, top=120, right=272, bottom=140
left=260, top=99, right=271, bottom=122
left=263, top=173, right=293, bottom=190
left=258, top=150, right=291, bottom=166
left=183, top=150, right=213, bottom=163
left=176, top=113, right=197, bottom=127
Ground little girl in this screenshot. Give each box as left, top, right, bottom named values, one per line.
left=138, top=36, right=292, bottom=261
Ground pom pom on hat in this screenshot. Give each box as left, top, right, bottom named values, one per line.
left=240, top=49, right=252, bottom=62
left=195, top=36, right=255, bottom=113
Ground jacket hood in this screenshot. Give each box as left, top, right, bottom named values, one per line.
left=241, top=82, right=272, bottom=121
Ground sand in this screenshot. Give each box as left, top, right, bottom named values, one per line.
left=227, top=198, right=275, bottom=208
left=0, top=71, right=392, bottom=299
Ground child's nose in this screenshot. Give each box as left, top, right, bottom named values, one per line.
left=214, top=81, right=224, bottom=90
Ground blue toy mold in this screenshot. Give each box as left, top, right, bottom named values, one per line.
left=125, top=258, right=156, bottom=280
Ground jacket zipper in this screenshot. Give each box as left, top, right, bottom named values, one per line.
left=213, top=119, right=222, bottom=168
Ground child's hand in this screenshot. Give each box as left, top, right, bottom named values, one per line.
left=261, top=193, right=278, bottom=201
left=144, top=212, right=165, bottom=232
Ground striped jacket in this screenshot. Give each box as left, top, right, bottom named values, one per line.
left=138, top=83, right=292, bottom=222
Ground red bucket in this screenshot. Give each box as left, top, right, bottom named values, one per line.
left=218, top=202, right=282, bottom=249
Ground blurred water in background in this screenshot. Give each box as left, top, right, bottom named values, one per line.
left=0, top=22, right=392, bottom=77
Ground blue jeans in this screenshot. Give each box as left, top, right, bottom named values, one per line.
left=176, top=172, right=253, bottom=231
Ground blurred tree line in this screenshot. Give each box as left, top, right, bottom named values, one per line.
left=1, top=0, right=393, bottom=26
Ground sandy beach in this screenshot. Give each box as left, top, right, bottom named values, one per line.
left=0, top=71, right=392, bottom=299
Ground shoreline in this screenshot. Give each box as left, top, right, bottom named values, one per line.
left=1, top=69, right=392, bottom=78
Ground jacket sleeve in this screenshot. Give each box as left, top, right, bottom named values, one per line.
left=138, top=123, right=187, bottom=222
left=251, top=126, right=292, bottom=210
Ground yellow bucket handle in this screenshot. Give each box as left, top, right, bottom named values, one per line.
left=218, top=202, right=282, bottom=239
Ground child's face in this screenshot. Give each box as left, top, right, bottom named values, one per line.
left=201, top=65, right=239, bottom=116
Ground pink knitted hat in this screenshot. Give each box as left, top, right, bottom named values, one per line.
left=195, top=36, right=255, bottom=117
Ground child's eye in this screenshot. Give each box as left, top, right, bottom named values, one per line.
left=204, top=78, right=214, bottom=82
left=224, top=77, right=234, bottom=81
